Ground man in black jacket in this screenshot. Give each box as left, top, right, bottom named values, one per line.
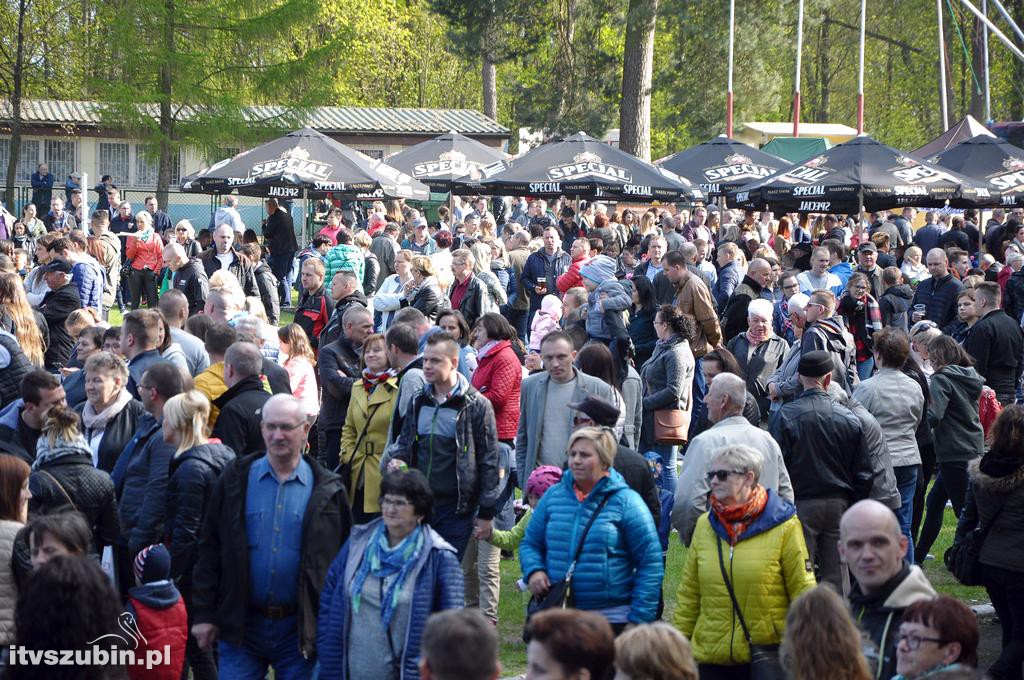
left=191, top=394, right=352, bottom=672
left=450, top=248, right=486, bottom=327
left=317, top=306, right=372, bottom=470
left=0, top=370, right=65, bottom=463
left=263, top=198, right=298, bottom=308
left=319, top=270, right=367, bottom=350
left=211, top=343, right=272, bottom=457
left=200, top=225, right=258, bottom=297
left=164, top=242, right=209, bottom=316
left=568, top=395, right=660, bottom=521
left=966, top=282, right=1023, bottom=406
left=384, top=332, right=499, bottom=559
left=911, top=248, right=964, bottom=329
left=770, top=350, right=873, bottom=587
left=38, top=259, right=82, bottom=371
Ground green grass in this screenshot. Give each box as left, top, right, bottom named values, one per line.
left=108, top=291, right=297, bottom=328
left=494, top=505, right=972, bottom=676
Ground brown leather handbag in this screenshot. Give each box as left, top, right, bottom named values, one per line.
left=654, top=408, right=689, bottom=445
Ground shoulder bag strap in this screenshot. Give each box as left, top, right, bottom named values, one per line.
left=565, top=489, right=620, bottom=582
left=716, top=534, right=753, bottom=645
left=38, top=469, right=77, bottom=512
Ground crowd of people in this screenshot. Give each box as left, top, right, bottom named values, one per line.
left=0, top=186, right=1020, bottom=680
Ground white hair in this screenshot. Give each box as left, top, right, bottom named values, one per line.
left=711, top=444, right=765, bottom=483
left=747, top=298, right=774, bottom=321
left=787, top=292, right=810, bottom=316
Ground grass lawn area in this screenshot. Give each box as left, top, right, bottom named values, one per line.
left=494, top=503, right=978, bottom=676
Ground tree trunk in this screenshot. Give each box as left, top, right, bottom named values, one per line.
left=816, top=10, right=831, bottom=123
left=482, top=56, right=497, bottom=120
left=5, top=0, right=28, bottom=209
left=969, top=14, right=985, bottom=119
left=618, top=0, right=658, bottom=160
left=156, top=0, right=173, bottom=205
left=554, top=0, right=576, bottom=121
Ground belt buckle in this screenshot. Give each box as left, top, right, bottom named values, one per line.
left=267, top=605, right=286, bottom=619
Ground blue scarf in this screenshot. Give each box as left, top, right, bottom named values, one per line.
left=350, top=523, right=424, bottom=627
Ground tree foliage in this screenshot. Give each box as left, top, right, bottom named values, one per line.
left=0, top=0, right=1023, bottom=193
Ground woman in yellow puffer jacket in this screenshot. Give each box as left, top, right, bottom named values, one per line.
left=674, top=444, right=816, bottom=678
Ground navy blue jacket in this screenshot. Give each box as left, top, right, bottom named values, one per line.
left=317, top=520, right=464, bottom=680
left=115, top=414, right=177, bottom=555
left=521, top=249, right=570, bottom=311
left=911, top=273, right=963, bottom=330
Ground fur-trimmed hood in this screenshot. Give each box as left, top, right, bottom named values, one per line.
left=969, top=457, right=1024, bottom=494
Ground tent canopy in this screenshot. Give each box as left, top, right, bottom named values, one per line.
left=911, top=115, right=995, bottom=160
left=457, top=131, right=704, bottom=202
left=385, top=131, right=505, bottom=192
left=760, top=136, right=832, bottom=164
left=727, top=134, right=999, bottom=214
left=930, top=134, right=1024, bottom=206
left=656, top=135, right=790, bottom=197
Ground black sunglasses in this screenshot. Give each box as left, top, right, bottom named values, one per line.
left=706, top=469, right=747, bottom=483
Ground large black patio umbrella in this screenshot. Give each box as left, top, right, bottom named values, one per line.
left=385, top=131, right=506, bottom=192
left=928, top=134, right=1024, bottom=207
left=180, top=127, right=429, bottom=201
left=457, top=132, right=705, bottom=202
left=656, top=135, right=791, bottom=197
left=727, top=135, right=999, bottom=214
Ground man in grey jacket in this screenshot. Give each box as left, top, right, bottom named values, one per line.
left=672, top=373, right=794, bottom=545
left=515, top=330, right=616, bottom=487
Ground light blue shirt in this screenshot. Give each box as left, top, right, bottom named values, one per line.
left=245, top=456, right=313, bottom=607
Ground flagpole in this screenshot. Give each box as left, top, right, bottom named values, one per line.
left=727, top=0, right=735, bottom=138
left=983, top=0, right=991, bottom=121
left=937, top=0, right=950, bottom=130
left=857, top=0, right=867, bottom=133
left=793, top=0, right=804, bottom=137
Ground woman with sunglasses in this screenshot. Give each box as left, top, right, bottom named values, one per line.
left=674, top=444, right=815, bottom=679
left=317, top=469, right=463, bottom=680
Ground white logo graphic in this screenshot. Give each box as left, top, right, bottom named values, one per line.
left=547, top=152, right=633, bottom=183
left=249, top=145, right=333, bottom=182
left=88, top=612, right=147, bottom=649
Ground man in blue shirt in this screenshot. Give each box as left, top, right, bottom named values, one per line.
left=192, top=394, right=352, bottom=678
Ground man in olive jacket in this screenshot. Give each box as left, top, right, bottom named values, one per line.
left=191, top=395, right=352, bottom=672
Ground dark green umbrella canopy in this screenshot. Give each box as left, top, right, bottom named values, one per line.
left=457, top=132, right=705, bottom=202
left=385, top=131, right=506, bottom=192
left=657, top=135, right=791, bottom=197
left=929, top=134, right=1024, bottom=207
left=180, top=127, right=429, bottom=200
left=727, top=135, right=1000, bottom=213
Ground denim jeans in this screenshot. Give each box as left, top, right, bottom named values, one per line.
left=503, top=306, right=528, bottom=344
left=218, top=614, right=315, bottom=680
left=432, top=501, right=476, bottom=561
left=688, top=357, right=707, bottom=441
left=894, top=464, right=919, bottom=565
left=856, top=355, right=875, bottom=381
left=268, top=253, right=295, bottom=306
left=915, top=461, right=969, bottom=563
left=641, top=443, right=678, bottom=495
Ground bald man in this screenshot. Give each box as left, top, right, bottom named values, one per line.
left=720, top=258, right=773, bottom=341
left=840, top=500, right=936, bottom=680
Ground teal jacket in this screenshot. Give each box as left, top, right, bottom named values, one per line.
left=324, top=243, right=365, bottom=286
left=519, top=469, right=663, bottom=623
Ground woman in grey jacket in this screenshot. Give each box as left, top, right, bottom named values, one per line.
left=915, top=336, right=984, bottom=563
left=639, top=305, right=695, bottom=493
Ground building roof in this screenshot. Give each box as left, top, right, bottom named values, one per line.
left=0, top=99, right=510, bottom=138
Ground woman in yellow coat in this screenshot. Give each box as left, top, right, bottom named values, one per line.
left=674, top=444, right=816, bottom=679
left=340, top=332, right=398, bottom=524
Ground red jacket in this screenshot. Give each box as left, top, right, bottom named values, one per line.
left=471, top=339, right=522, bottom=440
left=126, top=233, right=165, bottom=272
left=126, top=583, right=188, bottom=680
left=556, top=255, right=590, bottom=293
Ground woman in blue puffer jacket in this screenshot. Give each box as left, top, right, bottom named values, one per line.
left=317, top=470, right=464, bottom=680
left=520, top=427, right=664, bottom=631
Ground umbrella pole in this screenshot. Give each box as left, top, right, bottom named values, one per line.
left=727, top=0, right=735, bottom=138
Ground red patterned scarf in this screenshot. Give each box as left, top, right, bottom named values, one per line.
left=710, top=484, right=768, bottom=545
left=362, top=368, right=395, bottom=393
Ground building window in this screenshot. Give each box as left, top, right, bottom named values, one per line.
left=0, top=139, right=42, bottom=183
left=358, top=149, right=384, bottom=160
left=135, top=145, right=180, bottom=188
left=45, top=140, right=76, bottom=182
left=99, top=142, right=130, bottom=186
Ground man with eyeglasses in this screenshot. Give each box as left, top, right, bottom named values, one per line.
left=192, top=393, right=351, bottom=677
left=800, top=290, right=857, bottom=395
left=841, top=499, right=936, bottom=680
left=210, top=342, right=273, bottom=457
left=672, top=373, right=793, bottom=546
left=769, top=350, right=872, bottom=588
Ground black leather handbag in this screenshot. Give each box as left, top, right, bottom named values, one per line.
left=945, top=497, right=1007, bottom=586
left=716, top=537, right=785, bottom=680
